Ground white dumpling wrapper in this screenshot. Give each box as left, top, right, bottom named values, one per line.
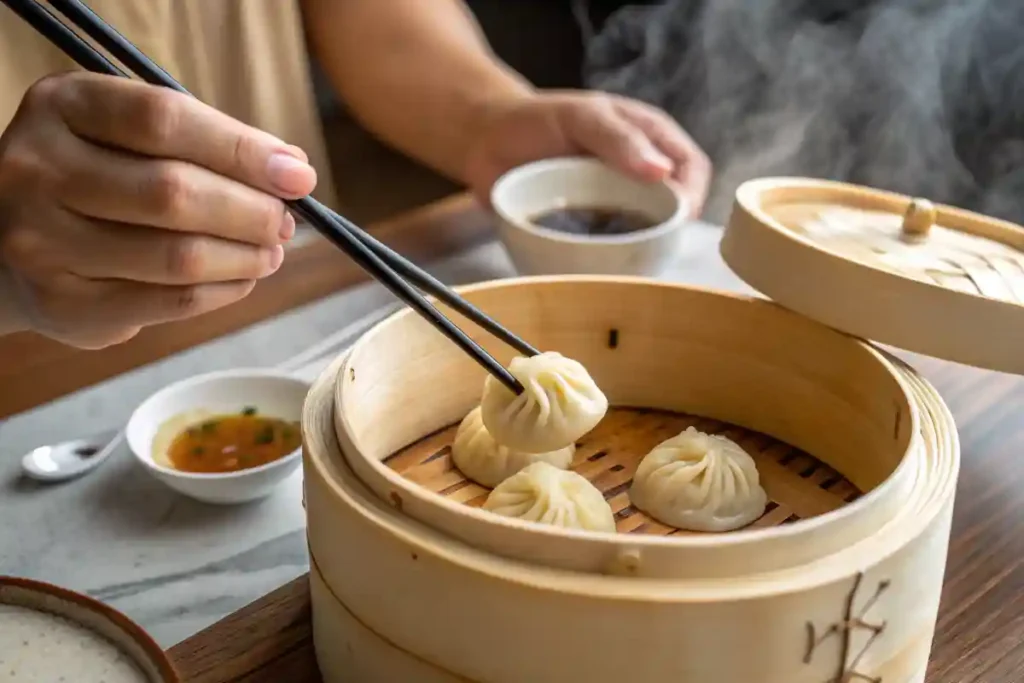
left=451, top=407, right=575, bottom=488
left=480, top=351, right=608, bottom=453
left=483, top=461, right=616, bottom=533
left=629, top=426, right=768, bottom=532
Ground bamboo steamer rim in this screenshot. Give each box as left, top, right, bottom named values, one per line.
left=305, top=347, right=959, bottom=599
left=318, top=277, right=962, bottom=581
left=335, top=276, right=915, bottom=551
left=721, top=177, right=1024, bottom=374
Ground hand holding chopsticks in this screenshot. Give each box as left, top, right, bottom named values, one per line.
left=0, top=0, right=537, bottom=393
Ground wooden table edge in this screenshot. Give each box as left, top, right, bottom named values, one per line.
left=166, top=575, right=316, bottom=682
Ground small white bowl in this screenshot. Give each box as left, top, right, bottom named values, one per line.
left=125, top=369, right=310, bottom=505
left=490, top=156, right=688, bottom=276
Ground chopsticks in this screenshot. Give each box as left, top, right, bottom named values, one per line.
left=2, top=0, right=539, bottom=393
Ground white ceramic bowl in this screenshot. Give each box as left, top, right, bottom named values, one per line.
left=125, top=369, right=310, bottom=504
left=490, top=156, right=687, bottom=275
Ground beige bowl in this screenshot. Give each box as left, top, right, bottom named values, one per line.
left=303, top=276, right=959, bottom=683
left=0, top=576, right=178, bottom=682
left=491, top=157, right=687, bottom=275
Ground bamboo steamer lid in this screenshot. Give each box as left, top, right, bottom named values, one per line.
left=721, top=177, right=1024, bottom=373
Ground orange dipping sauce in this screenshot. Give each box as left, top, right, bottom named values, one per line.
left=166, top=407, right=301, bottom=474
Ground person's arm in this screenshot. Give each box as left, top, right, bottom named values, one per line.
left=301, top=0, right=535, bottom=183
left=0, top=266, right=27, bottom=337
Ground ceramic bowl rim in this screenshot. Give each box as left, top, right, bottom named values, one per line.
left=125, top=368, right=309, bottom=482
left=0, top=575, right=180, bottom=681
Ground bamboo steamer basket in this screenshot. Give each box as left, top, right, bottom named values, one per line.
left=298, top=177, right=1024, bottom=683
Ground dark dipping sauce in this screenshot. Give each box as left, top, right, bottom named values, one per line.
left=530, top=206, right=658, bottom=236
left=167, top=407, right=301, bottom=474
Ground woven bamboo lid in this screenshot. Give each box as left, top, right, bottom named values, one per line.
left=720, top=177, right=1024, bottom=374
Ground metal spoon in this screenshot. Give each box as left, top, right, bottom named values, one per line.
left=21, top=429, right=123, bottom=482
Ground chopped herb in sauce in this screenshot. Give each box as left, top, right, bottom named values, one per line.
left=254, top=425, right=275, bottom=445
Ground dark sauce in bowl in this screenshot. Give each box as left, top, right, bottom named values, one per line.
left=530, top=207, right=659, bottom=236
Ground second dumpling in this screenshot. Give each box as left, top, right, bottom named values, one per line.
left=629, top=426, right=768, bottom=532
left=452, top=406, right=575, bottom=488
left=483, top=461, right=616, bottom=533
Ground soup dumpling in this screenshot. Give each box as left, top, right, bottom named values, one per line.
left=483, top=461, right=616, bottom=533
left=480, top=351, right=608, bottom=453
left=452, top=406, right=575, bottom=488
left=630, top=427, right=768, bottom=532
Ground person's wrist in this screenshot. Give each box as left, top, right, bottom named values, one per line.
left=458, top=78, right=537, bottom=186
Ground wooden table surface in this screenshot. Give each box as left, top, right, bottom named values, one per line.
left=150, top=197, right=1024, bottom=682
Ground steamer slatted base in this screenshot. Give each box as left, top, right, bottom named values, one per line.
left=384, top=407, right=863, bottom=534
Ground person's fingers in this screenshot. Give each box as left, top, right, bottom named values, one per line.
left=0, top=73, right=278, bottom=349
left=42, top=324, right=144, bottom=351
left=54, top=134, right=294, bottom=248
left=613, top=102, right=703, bottom=169
left=50, top=275, right=258, bottom=331
left=613, top=100, right=712, bottom=217
left=0, top=210, right=260, bottom=348
left=49, top=72, right=317, bottom=199
left=0, top=204, right=282, bottom=285
left=561, top=97, right=674, bottom=182
left=104, top=279, right=258, bottom=327
left=62, top=218, right=284, bottom=286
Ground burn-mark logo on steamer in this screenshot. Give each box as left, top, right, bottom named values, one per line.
left=804, top=572, right=891, bottom=683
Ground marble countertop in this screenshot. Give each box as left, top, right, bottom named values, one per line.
left=0, top=223, right=751, bottom=649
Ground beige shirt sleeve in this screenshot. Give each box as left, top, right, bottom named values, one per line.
left=0, top=0, right=337, bottom=208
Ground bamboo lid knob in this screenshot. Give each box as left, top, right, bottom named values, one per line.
left=901, top=198, right=937, bottom=239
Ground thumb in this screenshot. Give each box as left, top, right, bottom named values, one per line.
left=566, top=103, right=673, bottom=181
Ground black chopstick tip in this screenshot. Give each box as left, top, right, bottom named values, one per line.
left=496, top=373, right=525, bottom=396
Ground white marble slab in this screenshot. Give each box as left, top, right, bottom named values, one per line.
left=0, top=222, right=753, bottom=648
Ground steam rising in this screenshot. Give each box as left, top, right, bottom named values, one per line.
left=585, top=0, right=1024, bottom=225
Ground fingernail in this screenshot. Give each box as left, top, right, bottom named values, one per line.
left=280, top=210, right=296, bottom=240
left=638, top=144, right=673, bottom=173
left=267, top=153, right=316, bottom=196
left=268, top=245, right=285, bottom=273
left=282, top=145, right=309, bottom=163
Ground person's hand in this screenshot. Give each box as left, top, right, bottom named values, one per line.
left=0, top=72, right=317, bottom=349
left=463, top=90, right=711, bottom=217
